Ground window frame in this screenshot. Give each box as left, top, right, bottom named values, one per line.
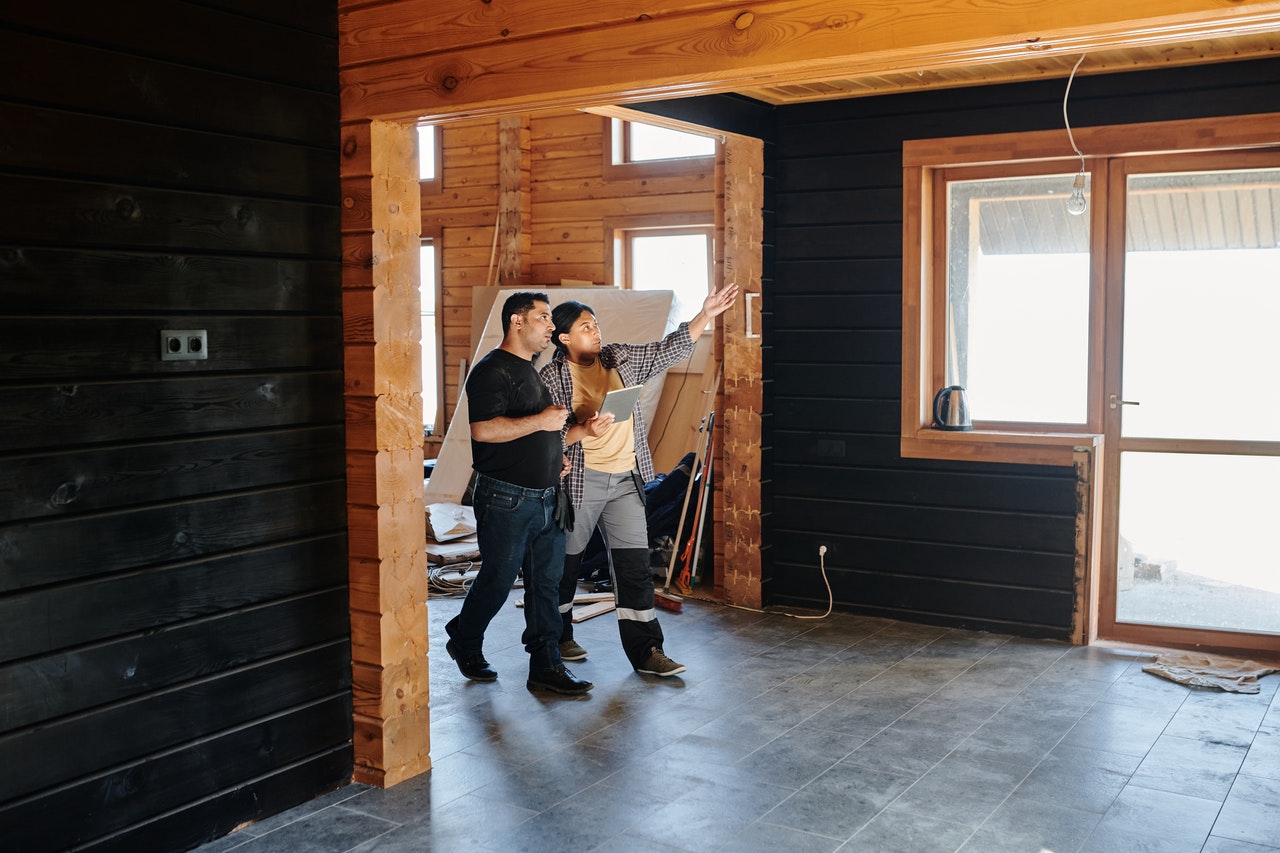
left=605, top=213, right=715, bottom=329
left=901, top=111, right=1280, bottom=467
left=600, top=116, right=717, bottom=182
left=929, top=159, right=1106, bottom=434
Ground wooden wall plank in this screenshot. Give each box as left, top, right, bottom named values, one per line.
left=87, top=749, right=352, bottom=853
left=773, top=260, right=903, bottom=296
left=0, top=247, right=340, bottom=314
left=770, top=529, right=1074, bottom=589
left=771, top=463, right=1077, bottom=514
left=0, top=3, right=336, bottom=90
left=0, top=478, right=347, bottom=590
left=2, top=698, right=351, bottom=852
left=780, top=567, right=1076, bottom=635
left=337, top=0, right=736, bottom=66
left=0, top=103, right=339, bottom=201
left=0, top=642, right=349, bottom=803
left=771, top=497, right=1076, bottom=554
left=0, top=537, right=347, bottom=664
left=0, top=428, right=344, bottom=522
left=1, top=175, right=338, bottom=256
left=0, top=589, right=349, bottom=731
left=0, top=317, right=341, bottom=381
left=0, top=373, right=344, bottom=452
left=0, top=29, right=336, bottom=144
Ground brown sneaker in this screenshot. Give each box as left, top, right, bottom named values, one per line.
left=636, top=647, right=686, bottom=677
left=558, top=639, right=588, bottom=662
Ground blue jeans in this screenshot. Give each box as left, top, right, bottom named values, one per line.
left=449, top=473, right=565, bottom=673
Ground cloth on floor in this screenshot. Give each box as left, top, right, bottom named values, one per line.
left=1142, top=652, right=1277, bottom=694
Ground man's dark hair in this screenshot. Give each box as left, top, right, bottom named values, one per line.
left=550, top=300, right=595, bottom=357
left=500, top=291, right=550, bottom=335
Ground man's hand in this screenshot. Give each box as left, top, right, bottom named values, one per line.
left=538, top=404, right=570, bottom=432
left=560, top=454, right=571, bottom=479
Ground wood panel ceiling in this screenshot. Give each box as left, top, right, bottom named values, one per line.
left=736, top=33, right=1280, bottom=104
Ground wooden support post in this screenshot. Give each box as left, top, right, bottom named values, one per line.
left=1072, top=444, right=1104, bottom=646
left=720, top=134, right=765, bottom=609
left=342, top=118, right=431, bottom=787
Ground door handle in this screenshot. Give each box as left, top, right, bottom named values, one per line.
left=1108, top=394, right=1140, bottom=409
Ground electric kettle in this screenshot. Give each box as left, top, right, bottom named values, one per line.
left=933, top=385, right=973, bottom=431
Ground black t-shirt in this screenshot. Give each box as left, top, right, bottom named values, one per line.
left=466, top=349, right=562, bottom=489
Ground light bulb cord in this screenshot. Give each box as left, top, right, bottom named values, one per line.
left=1063, top=53, right=1087, bottom=174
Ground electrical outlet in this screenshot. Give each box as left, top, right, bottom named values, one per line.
left=160, top=329, right=208, bottom=361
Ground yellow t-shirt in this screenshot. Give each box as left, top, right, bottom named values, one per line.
left=568, top=359, right=636, bottom=473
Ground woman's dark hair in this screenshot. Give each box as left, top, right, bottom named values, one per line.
left=551, top=300, right=594, bottom=356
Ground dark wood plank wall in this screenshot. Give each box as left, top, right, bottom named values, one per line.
left=763, top=57, right=1280, bottom=637
left=0, top=3, right=349, bottom=851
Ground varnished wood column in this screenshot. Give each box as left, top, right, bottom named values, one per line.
left=496, top=115, right=532, bottom=287
left=720, top=135, right=764, bottom=608
left=341, top=119, right=430, bottom=786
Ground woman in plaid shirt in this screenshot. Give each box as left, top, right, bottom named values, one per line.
left=539, top=283, right=737, bottom=676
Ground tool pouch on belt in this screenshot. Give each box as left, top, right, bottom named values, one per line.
left=630, top=469, right=647, bottom=503
left=553, top=483, right=575, bottom=532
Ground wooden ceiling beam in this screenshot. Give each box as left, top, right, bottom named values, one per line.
left=339, top=0, right=1280, bottom=122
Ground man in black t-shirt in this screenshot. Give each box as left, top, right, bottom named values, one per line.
left=444, top=292, right=593, bottom=695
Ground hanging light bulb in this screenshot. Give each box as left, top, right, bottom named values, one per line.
left=1066, top=171, right=1087, bottom=216
left=1062, top=53, right=1088, bottom=216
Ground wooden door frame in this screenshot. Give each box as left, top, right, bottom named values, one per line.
left=1097, top=149, right=1280, bottom=659
left=339, top=112, right=763, bottom=787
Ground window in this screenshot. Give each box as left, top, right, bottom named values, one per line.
left=419, top=237, right=441, bottom=436
left=602, top=117, right=717, bottom=182
left=902, top=114, right=1280, bottom=466
left=942, top=169, right=1093, bottom=426
left=611, top=118, right=715, bottom=164
left=417, top=124, right=442, bottom=192
left=613, top=224, right=714, bottom=327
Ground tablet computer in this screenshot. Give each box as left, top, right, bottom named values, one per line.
left=598, top=384, right=643, bottom=422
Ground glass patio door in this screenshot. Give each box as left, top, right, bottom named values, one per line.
left=1101, top=154, right=1280, bottom=654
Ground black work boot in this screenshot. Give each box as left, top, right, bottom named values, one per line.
left=557, top=551, right=588, bottom=662
left=444, top=616, right=497, bottom=681
left=527, top=665, right=593, bottom=695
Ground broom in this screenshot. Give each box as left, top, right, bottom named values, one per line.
left=657, top=408, right=716, bottom=612
left=675, top=429, right=713, bottom=595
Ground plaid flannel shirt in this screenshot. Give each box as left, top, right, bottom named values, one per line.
left=539, top=322, right=696, bottom=509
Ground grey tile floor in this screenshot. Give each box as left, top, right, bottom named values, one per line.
left=197, top=588, right=1280, bottom=853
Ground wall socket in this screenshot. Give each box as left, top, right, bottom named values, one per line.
left=160, top=329, right=208, bottom=361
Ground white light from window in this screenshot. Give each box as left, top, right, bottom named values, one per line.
left=419, top=242, right=438, bottom=432
left=616, top=119, right=715, bottom=163
left=417, top=125, right=436, bottom=182
left=946, top=174, right=1091, bottom=425
left=629, top=232, right=711, bottom=325
left=965, top=252, right=1090, bottom=423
